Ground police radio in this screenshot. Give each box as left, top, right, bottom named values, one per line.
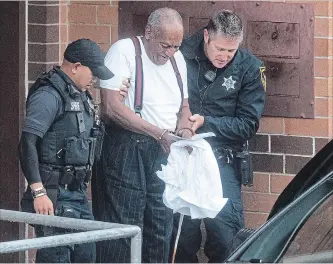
left=204, top=69, right=217, bottom=83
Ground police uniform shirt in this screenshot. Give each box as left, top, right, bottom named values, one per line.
left=180, top=30, right=266, bottom=149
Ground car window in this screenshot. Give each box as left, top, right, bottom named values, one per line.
left=282, top=195, right=333, bottom=262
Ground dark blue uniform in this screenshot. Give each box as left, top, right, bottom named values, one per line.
left=172, top=30, right=266, bottom=263
left=20, top=67, right=97, bottom=263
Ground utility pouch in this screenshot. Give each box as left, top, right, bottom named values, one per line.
left=40, top=165, right=61, bottom=207
left=88, top=137, right=97, bottom=166
left=234, top=142, right=253, bottom=186
left=60, top=166, right=75, bottom=186
left=40, top=165, right=61, bottom=190
left=64, top=136, right=90, bottom=165
left=67, top=166, right=86, bottom=191
left=91, top=121, right=105, bottom=162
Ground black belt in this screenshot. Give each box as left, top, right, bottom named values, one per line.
left=59, top=165, right=92, bottom=189
left=41, top=163, right=92, bottom=189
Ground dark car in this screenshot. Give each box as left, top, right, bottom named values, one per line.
left=227, top=139, right=333, bottom=263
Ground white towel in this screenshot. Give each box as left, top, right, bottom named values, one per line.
left=156, top=133, right=228, bottom=219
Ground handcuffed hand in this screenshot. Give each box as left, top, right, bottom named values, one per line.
left=159, top=132, right=178, bottom=153
left=176, top=128, right=194, bottom=139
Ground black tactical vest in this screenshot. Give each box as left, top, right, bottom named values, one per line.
left=28, top=67, right=96, bottom=167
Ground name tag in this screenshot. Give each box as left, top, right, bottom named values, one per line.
left=70, top=101, right=80, bottom=111
left=65, top=101, right=82, bottom=112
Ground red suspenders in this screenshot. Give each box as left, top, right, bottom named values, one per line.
left=130, top=36, right=184, bottom=117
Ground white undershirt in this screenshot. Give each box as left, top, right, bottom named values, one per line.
left=100, top=37, right=188, bottom=131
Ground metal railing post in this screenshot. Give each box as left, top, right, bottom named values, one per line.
left=131, top=232, right=142, bottom=263
left=0, top=209, right=142, bottom=263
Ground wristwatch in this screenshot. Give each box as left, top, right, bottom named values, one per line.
left=31, top=187, right=47, bottom=199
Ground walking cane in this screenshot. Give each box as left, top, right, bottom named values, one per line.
left=171, top=213, right=184, bottom=264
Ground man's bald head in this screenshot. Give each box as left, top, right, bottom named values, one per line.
left=146, top=7, right=183, bottom=37
left=143, top=7, right=184, bottom=65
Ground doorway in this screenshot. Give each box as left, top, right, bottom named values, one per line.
left=0, top=1, right=26, bottom=262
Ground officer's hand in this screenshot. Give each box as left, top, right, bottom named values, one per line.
left=159, top=133, right=178, bottom=153
left=189, top=114, right=205, bottom=133
left=34, top=195, right=54, bottom=215
left=119, top=79, right=130, bottom=101
left=176, top=128, right=193, bottom=139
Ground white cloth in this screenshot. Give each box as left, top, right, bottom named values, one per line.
left=100, top=37, right=188, bottom=131
left=156, top=133, right=228, bottom=219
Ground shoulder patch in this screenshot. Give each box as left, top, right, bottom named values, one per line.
left=259, top=66, right=267, bottom=91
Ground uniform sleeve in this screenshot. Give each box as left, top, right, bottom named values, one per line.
left=100, top=39, right=132, bottom=91
left=22, top=88, right=62, bottom=138
left=201, top=63, right=266, bottom=143
left=177, top=51, right=189, bottom=99
left=19, top=132, right=42, bottom=184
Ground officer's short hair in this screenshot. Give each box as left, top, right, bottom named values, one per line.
left=206, top=10, right=243, bottom=41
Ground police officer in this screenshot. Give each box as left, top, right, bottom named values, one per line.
left=19, top=38, right=113, bottom=263
left=171, top=10, right=266, bottom=262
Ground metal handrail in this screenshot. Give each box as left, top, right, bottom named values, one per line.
left=0, top=209, right=142, bottom=263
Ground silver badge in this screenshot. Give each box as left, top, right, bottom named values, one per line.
left=70, top=101, right=80, bottom=111
left=222, top=76, right=236, bottom=91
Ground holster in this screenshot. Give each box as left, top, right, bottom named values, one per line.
left=60, top=165, right=92, bottom=191
left=213, top=144, right=254, bottom=186
left=91, top=121, right=105, bottom=162
left=234, top=146, right=254, bottom=186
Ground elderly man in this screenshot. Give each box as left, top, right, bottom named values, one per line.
left=93, top=7, right=193, bottom=263
left=171, top=10, right=266, bottom=263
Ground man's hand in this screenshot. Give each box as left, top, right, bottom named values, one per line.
left=189, top=114, right=205, bottom=133
left=180, top=129, right=193, bottom=139
left=159, top=133, right=178, bottom=153
left=33, top=195, right=54, bottom=215
left=176, top=128, right=194, bottom=139
left=119, top=79, right=130, bottom=100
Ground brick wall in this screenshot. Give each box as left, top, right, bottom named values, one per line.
left=244, top=0, right=332, bottom=229
left=60, top=0, right=118, bottom=101
left=27, top=1, right=61, bottom=87
left=26, top=1, right=63, bottom=261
